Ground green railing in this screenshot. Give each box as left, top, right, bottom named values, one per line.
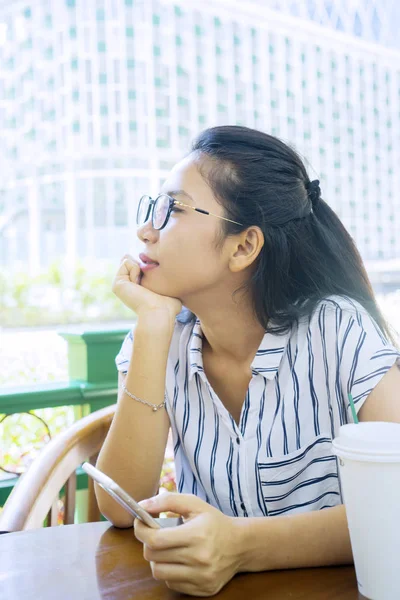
left=0, top=327, right=130, bottom=507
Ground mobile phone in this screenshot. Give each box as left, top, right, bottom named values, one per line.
left=82, top=462, right=165, bottom=529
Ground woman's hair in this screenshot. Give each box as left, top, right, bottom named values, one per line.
left=181, top=125, right=396, bottom=344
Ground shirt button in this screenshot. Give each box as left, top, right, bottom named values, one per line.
left=240, top=502, right=246, bottom=511
left=236, top=436, right=240, bottom=444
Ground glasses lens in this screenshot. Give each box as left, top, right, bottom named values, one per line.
left=137, top=195, right=151, bottom=226
left=153, top=195, right=170, bottom=229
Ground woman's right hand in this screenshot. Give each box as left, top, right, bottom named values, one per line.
left=112, top=255, right=182, bottom=322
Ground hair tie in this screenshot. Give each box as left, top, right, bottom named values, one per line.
left=306, top=179, right=321, bottom=211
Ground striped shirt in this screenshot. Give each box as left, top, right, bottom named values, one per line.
left=116, top=295, right=400, bottom=518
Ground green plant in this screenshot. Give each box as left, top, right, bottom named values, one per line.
left=46, top=261, right=63, bottom=286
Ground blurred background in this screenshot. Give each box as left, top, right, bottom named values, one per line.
left=0, top=0, right=399, bottom=515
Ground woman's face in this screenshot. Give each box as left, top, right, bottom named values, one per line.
left=136, top=154, right=235, bottom=303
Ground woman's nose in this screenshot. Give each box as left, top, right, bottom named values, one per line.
left=136, top=219, right=159, bottom=244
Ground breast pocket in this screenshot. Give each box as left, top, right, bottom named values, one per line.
left=257, top=434, right=341, bottom=517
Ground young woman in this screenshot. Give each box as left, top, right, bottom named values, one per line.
left=96, top=125, right=400, bottom=596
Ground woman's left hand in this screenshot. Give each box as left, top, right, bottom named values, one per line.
left=134, top=492, right=242, bottom=597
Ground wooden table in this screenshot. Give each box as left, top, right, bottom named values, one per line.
left=0, top=521, right=361, bottom=599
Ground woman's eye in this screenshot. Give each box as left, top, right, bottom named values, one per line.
left=171, top=206, right=184, bottom=213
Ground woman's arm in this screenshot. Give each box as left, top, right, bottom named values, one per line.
left=357, top=362, right=400, bottom=423
left=95, top=313, right=174, bottom=528
left=236, top=504, right=352, bottom=572
left=95, top=256, right=182, bottom=528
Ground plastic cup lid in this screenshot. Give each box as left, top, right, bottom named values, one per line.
left=333, top=422, right=400, bottom=458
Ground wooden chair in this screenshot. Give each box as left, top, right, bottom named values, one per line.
left=0, top=404, right=116, bottom=533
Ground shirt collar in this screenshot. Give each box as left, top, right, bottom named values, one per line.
left=250, top=324, right=291, bottom=380
left=188, top=319, right=204, bottom=380
left=188, top=319, right=291, bottom=381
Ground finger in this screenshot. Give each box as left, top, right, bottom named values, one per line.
left=150, top=561, right=193, bottom=583
left=165, top=580, right=207, bottom=595
left=135, top=513, right=202, bottom=551
left=125, top=257, right=142, bottom=284
left=116, top=257, right=141, bottom=283
left=116, top=257, right=134, bottom=276
left=128, top=262, right=141, bottom=284
left=133, top=518, right=154, bottom=545
left=143, top=544, right=190, bottom=565
left=140, top=492, right=210, bottom=519
left=134, top=518, right=180, bottom=549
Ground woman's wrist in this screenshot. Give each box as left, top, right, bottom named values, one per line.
left=136, top=309, right=177, bottom=336
left=231, top=517, right=262, bottom=573
left=232, top=515, right=285, bottom=573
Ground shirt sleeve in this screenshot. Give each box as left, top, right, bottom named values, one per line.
left=336, top=298, right=400, bottom=417
left=115, top=329, right=134, bottom=374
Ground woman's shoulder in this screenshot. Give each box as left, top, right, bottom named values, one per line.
left=304, top=294, right=392, bottom=350
left=307, top=294, right=373, bottom=328
left=313, top=294, right=368, bottom=315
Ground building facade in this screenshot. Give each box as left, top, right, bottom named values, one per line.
left=0, top=0, right=399, bottom=275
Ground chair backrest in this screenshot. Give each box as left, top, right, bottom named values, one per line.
left=0, top=404, right=116, bottom=532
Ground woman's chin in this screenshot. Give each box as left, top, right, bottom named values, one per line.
left=141, top=273, right=175, bottom=297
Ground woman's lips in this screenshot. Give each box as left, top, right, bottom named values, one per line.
left=139, top=252, right=158, bottom=263
left=140, top=262, right=159, bottom=272
left=138, top=253, right=159, bottom=272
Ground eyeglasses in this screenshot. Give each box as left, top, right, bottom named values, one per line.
left=136, top=194, right=243, bottom=230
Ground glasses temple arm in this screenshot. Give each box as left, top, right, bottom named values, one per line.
left=194, top=208, right=243, bottom=226
left=174, top=200, right=243, bottom=226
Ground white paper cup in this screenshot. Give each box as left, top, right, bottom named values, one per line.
left=332, top=422, right=400, bottom=600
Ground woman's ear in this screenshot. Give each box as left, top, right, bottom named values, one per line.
left=229, top=227, right=264, bottom=273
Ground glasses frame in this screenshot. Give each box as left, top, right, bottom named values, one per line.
left=137, top=194, right=243, bottom=230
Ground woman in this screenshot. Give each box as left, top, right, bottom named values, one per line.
left=96, top=126, right=400, bottom=596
